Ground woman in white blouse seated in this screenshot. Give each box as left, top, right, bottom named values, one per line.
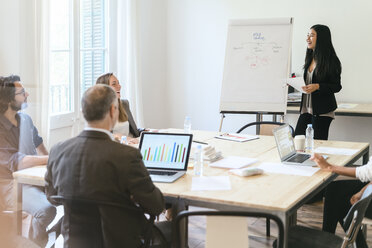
left=96, top=73, right=143, bottom=143
left=312, top=153, right=372, bottom=248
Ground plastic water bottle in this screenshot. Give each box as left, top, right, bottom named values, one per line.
left=194, top=145, right=203, bottom=176
left=305, top=124, right=314, bottom=154
left=184, top=116, right=191, bottom=134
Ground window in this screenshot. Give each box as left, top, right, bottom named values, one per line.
left=80, top=0, right=107, bottom=97
left=49, top=0, right=107, bottom=116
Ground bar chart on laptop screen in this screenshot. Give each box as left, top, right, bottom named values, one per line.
left=140, top=134, right=191, bottom=169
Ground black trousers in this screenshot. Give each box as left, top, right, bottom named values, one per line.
left=323, top=180, right=372, bottom=248
left=294, top=113, right=333, bottom=140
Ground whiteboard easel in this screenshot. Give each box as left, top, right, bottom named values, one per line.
left=219, top=18, right=293, bottom=132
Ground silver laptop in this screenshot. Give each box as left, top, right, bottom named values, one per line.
left=139, top=132, right=193, bottom=183
left=272, top=124, right=315, bottom=166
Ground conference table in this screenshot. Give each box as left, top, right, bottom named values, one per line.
left=12, top=129, right=370, bottom=247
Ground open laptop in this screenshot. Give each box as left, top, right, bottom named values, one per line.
left=139, top=132, right=193, bottom=183
left=272, top=124, right=315, bottom=166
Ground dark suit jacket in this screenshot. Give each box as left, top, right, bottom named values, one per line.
left=121, top=99, right=141, bottom=137
left=300, top=69, right=342, bottom=115
left=45, top=130, right=164, bottom=247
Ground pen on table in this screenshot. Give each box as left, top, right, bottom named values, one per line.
left=193, top=140, right=208, bottom=145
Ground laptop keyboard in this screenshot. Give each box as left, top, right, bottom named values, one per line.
left=149, top=171, right=177, bottom=176
left=287, top=153, right=311, bottom=163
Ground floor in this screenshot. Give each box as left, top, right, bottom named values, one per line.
left=48, top=203, right=372, bottom=248
left=184, top=203, right=372, bottom=248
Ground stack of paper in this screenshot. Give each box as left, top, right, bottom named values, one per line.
left=190, top=143, right=223, bottom=162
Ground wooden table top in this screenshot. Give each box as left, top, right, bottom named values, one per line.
left=155, top=133, right=369, bottom=212
left=13, top=130, right=369, bottom=212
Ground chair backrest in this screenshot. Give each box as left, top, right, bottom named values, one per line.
left=236, top=121, right=294, bottom=137
left=49, top=195, right=160, bottom=248
left=175, top=210, right=284, bottom=248
left=341, top=185, right=372, bottom=247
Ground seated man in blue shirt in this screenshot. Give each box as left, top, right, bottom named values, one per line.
left=0, top=75, right=56, bottom=246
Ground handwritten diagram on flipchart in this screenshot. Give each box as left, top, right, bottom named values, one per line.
left=220, top=20, right=292, bottom=113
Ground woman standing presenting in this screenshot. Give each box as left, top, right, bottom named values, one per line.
left=294, top=24, right=342, bottom=140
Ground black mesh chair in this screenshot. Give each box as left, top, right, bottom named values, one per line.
left=175, top=210, right=284, bottom=248
left=237, top=121, right=295, bottom=137
left=50, top=196, right=170, bottom=248
left=281, top=185, right=372, bottom=248
left=237, top=121, right=294, bottom=237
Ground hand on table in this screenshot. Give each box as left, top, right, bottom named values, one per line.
left=311, top=153, right=332, bottom=171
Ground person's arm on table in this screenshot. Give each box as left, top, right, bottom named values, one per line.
left=18, top=155, right=48, bottom=170
left=311, top=153, right=356, bottom=177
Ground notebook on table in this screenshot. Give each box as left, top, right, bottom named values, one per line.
left=139, top=132, right=193, bottom=183
left=272, top=124, right=315, bottom=166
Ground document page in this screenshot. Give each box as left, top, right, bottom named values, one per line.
left=209, top=156, right=258, bottom=169
left=287, top=77, right=306, bottom=94
left=257, top=162, right=319, bottom=177
left=191, top=176, right=231, bottom=191
left=314, top=147, right=359, bottom=156
left=215, top=133, right=259, bottom=142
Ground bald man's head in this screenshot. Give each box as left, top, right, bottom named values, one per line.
left=82, top=84, right=117, bottom=122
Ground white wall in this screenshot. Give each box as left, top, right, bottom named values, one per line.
left=0, top=0, right=20, bottom=75
left=138, top=0, right=168, bottom=128
left=0, top=0, right=39, bottom=125
left=139, top=0, right=372, bottom=148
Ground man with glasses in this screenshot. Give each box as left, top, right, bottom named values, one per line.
left=0, top=75, right=57, bottom=247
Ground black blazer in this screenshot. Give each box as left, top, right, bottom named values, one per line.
left=45, top=130, right=164, bottom=247
left=300, top=69, right=342, bottom=115
left=121, top=99, right=141, bottom=137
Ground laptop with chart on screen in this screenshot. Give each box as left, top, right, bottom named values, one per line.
left=139, top=132, right=193, bottom=183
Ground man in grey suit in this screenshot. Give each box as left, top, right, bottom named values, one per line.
left=45, top=84, right=165, bottom=247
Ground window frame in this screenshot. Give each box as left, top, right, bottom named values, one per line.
left=49, top=0, right=112, bottom=130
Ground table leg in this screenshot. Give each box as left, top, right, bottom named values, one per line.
left=278, top=212, right=289, bottom=248
left=14, top=182, right=23, bottom=235
left=172, top=199, right=188, bottom=248
left=363, top=150, right=369, bottom=164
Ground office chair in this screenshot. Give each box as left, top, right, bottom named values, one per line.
left=50, top=196, right=170, bottom=248
left=237, top=121, right=295, bottom=137
left=277, top=185, right=372, bottom=248
left=175, top=210, right=284, bottom=248
left=237, top=121, right=294, bottom=237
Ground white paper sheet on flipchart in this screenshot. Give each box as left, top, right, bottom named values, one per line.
left=257, top=162, right=320, bottom=177
left=209, top=156, right=258, bottom=169
left=191, top=176, right=231, bottom=191
left=314, top=147, right=359, bottom=156
left=286, top=77, right=306, bottom=94
left=338, top=103, right=358, bottom=109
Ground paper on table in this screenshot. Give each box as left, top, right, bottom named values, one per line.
left=287, top=77, right=306, bottom=94
left=257, top=162, right=319, bottom=177
left=191, top=176, right=231, bottom=191
left=338, top=103, right=358, bottom=109
left=209, top=156, right=258, bottom=169
left=215, top=133, right=259, bottom=142
left=314, top=147, right=359, bottom=156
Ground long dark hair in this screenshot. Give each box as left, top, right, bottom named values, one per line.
left=96, top=73, right=128, bottom=122
left=304, top=24, right=341, bottom=80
